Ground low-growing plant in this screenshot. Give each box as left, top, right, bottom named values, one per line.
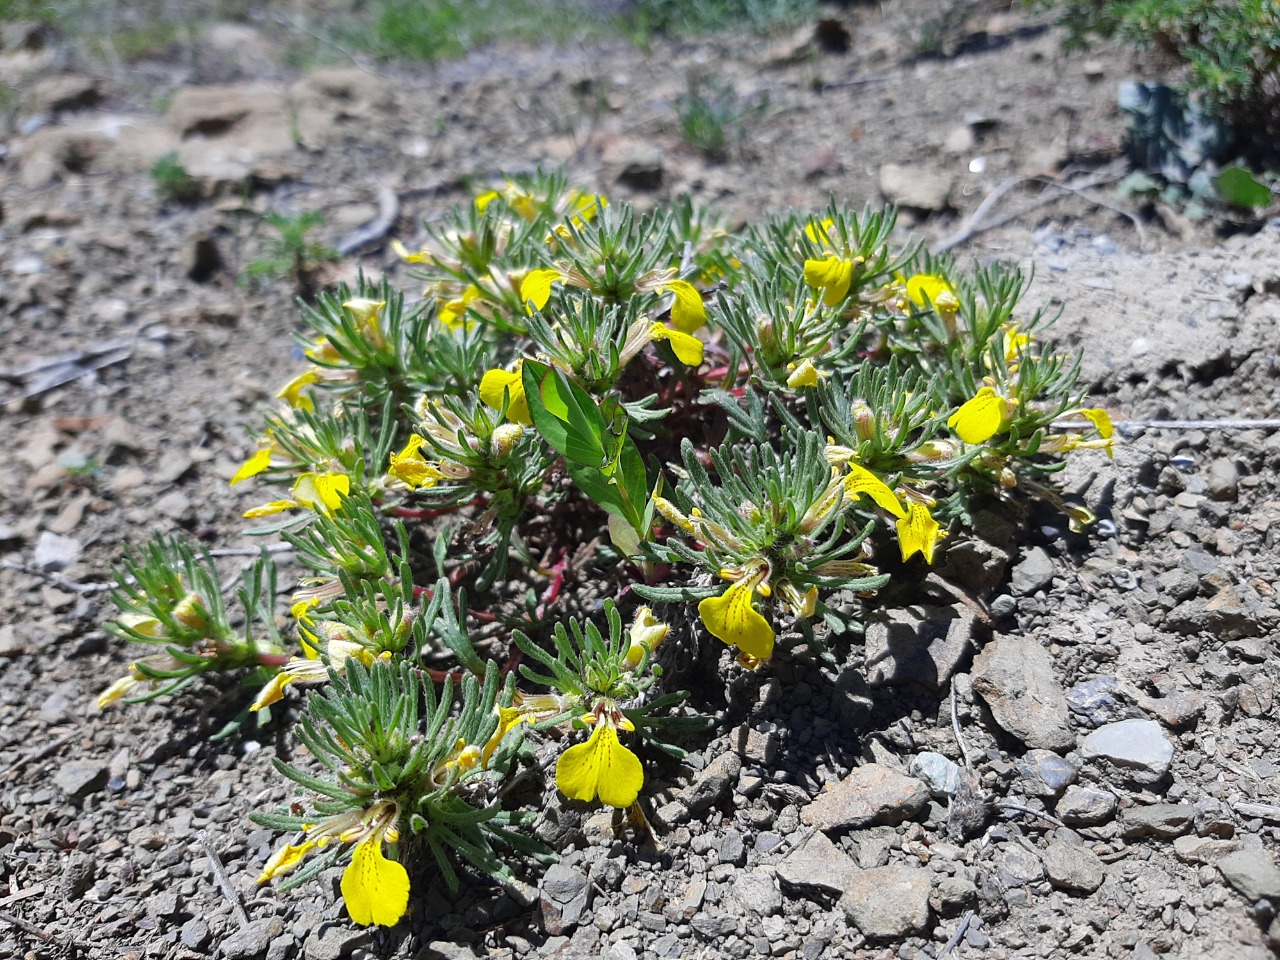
left=243, top=210, right=338, bottom=297
left=97, top=171, right=1115, bottom=927
left=1035, top=0, right=1280, bottom=167
left=150, top=151, right=200, bottom=204
left=674, top=74, right=767, bottom=161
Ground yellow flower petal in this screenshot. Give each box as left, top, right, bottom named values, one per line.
left=803, top=254, right=853, bottom=306
left=294, top=472, right=350, bottom=516
left=947, top=387, right=1009, bottom=444
left=1080, top=408, right=1113, bottom=439
left=804, top=217, right=834, bottom=245
left=897, top=501, right=943, bottom=564
left=230, top=448, right=272, bottom=486
left=906, top=273, right=957, bottom=311
left=244, top=499, right=297, bottom=519
left=555, top=722, right=644, bottom=809
left=277, top=370, right=320, bottom=412
left=341, top=838, right=410, bottom=927
left=97, top=673, right=140, bottom=710
left=391, top=240, right=431, bottom=264
left=479, top=363, right=531, bottom=425
left=843, top=464, right=906, bottom=519
left=258, top=841, right=316, bottom=884
left=625, top=606, right=669, bottom=668
left=649, top=324, right=704, bottom=367
left=250, top=671, right=294, bottom=712
left=661, top=280, right=708, bottom=333
left=785, top=359, right=824, bottom=389
left=520, top=269, right=561, bottom=313
left=698, top=579, right=775, bottom=661
left=474, top=189, right=501, bottom=212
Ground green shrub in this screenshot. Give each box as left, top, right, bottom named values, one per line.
left=1037, top=0, right=1280, bottom=164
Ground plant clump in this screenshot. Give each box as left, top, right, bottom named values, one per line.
left=97, top=171, right=1114, bottom=926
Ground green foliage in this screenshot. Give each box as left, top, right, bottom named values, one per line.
left=625, top=0, right=818, bottom=36
left=1036, top=0, right=1280, bottom=163
left=244, top=210, right=337, bottom=294
left=675, top=74, right=767, bottom=161
left=150, top=151, right=200, bottom=203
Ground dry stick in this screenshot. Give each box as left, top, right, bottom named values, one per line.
left=335, top=185, right=401, bottom=256
left=1051, top=418, right=1280, bottom=435
left=937, top=909, right=976, bottom=960
left=0, top=560, right=115, bottom=594
left=930, top=164, right=1128, bottom=255
left=0, top=907, right=54, bottom=943
left=0, top=885, right=44, bottom=908
left=996, top=801, right=1066, bottom=829
left=950, top=675, right=973, bottom=770
left=198, top=831, right=251, bottom=929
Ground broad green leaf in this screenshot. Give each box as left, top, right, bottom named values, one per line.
left=1217, top=165, right=1273, bottom=210
left=522, top=361, right=606, bottom=468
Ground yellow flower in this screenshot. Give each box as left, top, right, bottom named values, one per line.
left=660, top=280, right=708, bottom=333
left=624, top=606, right=669, bottom=668
left=947, top=387, right=1011, bottom=444
left=388, top=434, right=443, bottom=490
left=97, top=671, right=142, bottom=710
left=293, top=472, right=350, bottom=516
left=257, top=841, right=317, bottom=884
left=520, top=269, right=563, bottom=313
left=1080, top=408, right=1113, bottom=439
left=391, top=240, right=432, bottom=264
left=474, top=189, right=501, bottom=213
left=341, top=836, right=410, bottom=927
left=555, top=717, right=644, bottom=809
left=897, top=501, right=943, bottom=564
left=906, top=274, right=959, bottom=313
left=804, top=217, right=834, bottom=245
left=438, top=285, right=481, bottom=330
left=250, top=637, right=373, bottom=711
left=230, top=448, right=273, bottom=486
left=648, top=324, right=703, bottom=367
left=843, top=464, right=906, bottom=519
left=698, top=568, right=774, bottom=661
left=785, top=359, right=826, bottom=389
left=479, top=362, right=531, bottom=425
left=277, top=370, right=320, bottom=412
left=803, top=254, right=854, bottom=306
left=1002, top=323, right=1032, bottom=362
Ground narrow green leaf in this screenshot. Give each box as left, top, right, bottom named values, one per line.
left=1217, top=165, right=1272, bottom=209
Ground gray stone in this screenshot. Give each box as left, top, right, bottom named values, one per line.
left=997, top=845, right=1044, bottom=887
left=60, top=851, right=95, bottom=901
left=616, top=145, right=663, bottom=190
left=540, top=863, right=591, bottom=935
left=731, top=724, right=778, bottom=764
left=841, top=866, right=932, bottom=939
left=147, top=891, right=181, bottom=918
left=931, top=876, right=978, bottom=917
left=878, top=163, right=953, bottom=212
left=221, top=917, right=285, bottom=960
left=1015, top=750, right=1078, bottom=797
left=971, top=637, right=1075, bottom=752
left=801, top=763, right=929, bottom=831
left=1173, top=836, right=1243, bottom=865
left=1193, top=796, right=1235, bottom=838
left=731, top=868, right=782, bottom=916
left=907, top=752, right=961, bottom=798
left=305, top=925, right=373, bottom=960
left=777, top=831, right=857, bottom=894
left=1066, top=676, right=1136, bottom=728
left=1135, top=690, right=1204, bottom=729
left=1119, top=803, right=1195, bottom=838
left=683, top=753, right=741, bottom=814
left=54, top=758, right=108, bottom=800
left=862, top=604, right=976, bottom=690
left=1043, top=840, right=1106, bottom=893
left=718, top=829, right=746, bottom=865
left=181, top=918, right=211, bottom=951
left=1207, top=458, right=1239, bottom=501
left=1218, top=850, right=1280, bottom=902
left=1010, top=546, right=1055, bottom=595
left=1055, top=786, right=1117, bottom=826
left=34, top=531, right=82, bottom=571
left=1079, top=719, right=1173, bottom=785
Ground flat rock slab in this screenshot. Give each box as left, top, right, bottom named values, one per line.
left=841, top=865, right=932, bottom=939
left=1218, top=850, right=1280, bottom=902
left=802, top=763, right=929, bottom=831
left=1079, top=719, right=1174, bottom=785
left=1043, top=841, right=1106, bottom=893
left=777, top=831, right=857, bottom=894
left=863, top=604, right=976, bottom=691
left=971, top=636, right=1075, bottom=751
left=1119, top=803, right=1194, bottom=838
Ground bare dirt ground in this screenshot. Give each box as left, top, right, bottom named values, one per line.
left=3, top=2, right=1280, bottom=959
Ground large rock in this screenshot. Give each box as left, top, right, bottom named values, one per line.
left=841, top=866, right=932, bottom=939
left=287, top=68, right=395, bottom=150
left=1043, top=841, right=1105, bottom=893
left=971, top=637, right=1075, bottom=751
left=1218, top=850, right=1280, bottom=902
left=777, top=831, right=858, bottom=894
left=879, top=163, right=953, bottom=212
left=1079, top=719, right=1173, bottom=785
left=863, top=604, right=976, bottom=690
left=166, top=84, right=297, bottom=191
left=15, top=114, right=176, bottom=189
left=802, top=763, right=929, bottom=831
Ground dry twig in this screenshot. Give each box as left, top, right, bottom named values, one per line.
left=336, top=185, right=401, bottom=256
left=937, top=910, right=976, bottom=960
left=198, top=831, right=251, bottom=928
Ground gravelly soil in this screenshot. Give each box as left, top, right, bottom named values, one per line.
left=3, top=3, right=1280, bottom=959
